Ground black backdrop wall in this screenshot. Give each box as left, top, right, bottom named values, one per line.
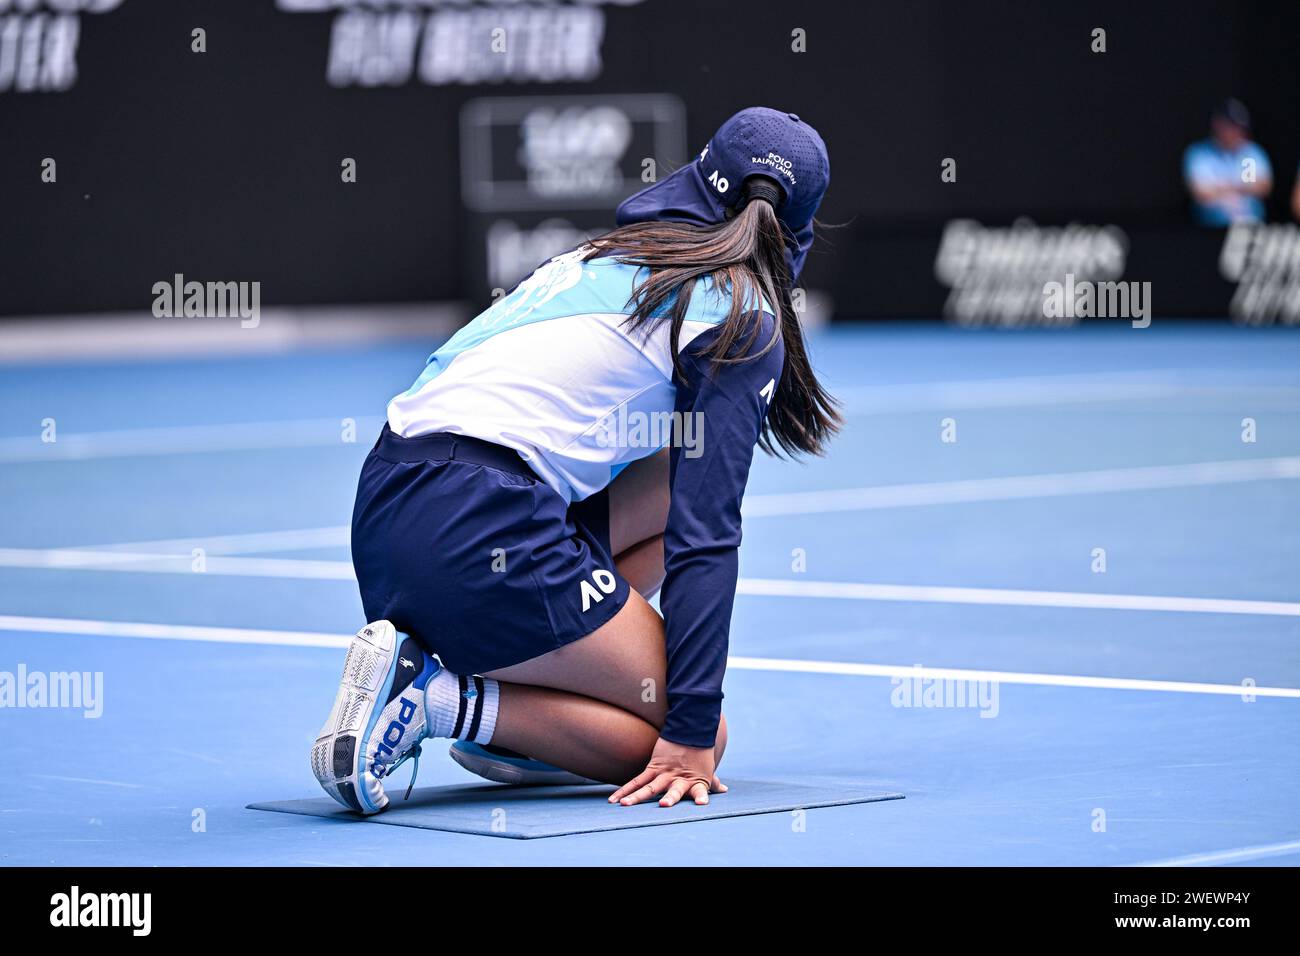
left=3, top=0, right=1298, bottom=320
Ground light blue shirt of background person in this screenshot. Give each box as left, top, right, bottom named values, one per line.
left=1183, top=139, right=1273, bottom=226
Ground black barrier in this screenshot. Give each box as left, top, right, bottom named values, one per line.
left=837, top=220, right=1300, bottom=326
left=2, top=0, right=1298, bottom=319
left=459, top=92, right=685, bottom=301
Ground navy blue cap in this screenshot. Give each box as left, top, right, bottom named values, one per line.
left=616, top=107, right=830, bottom=280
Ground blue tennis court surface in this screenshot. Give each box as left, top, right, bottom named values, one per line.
left=2, top=323, right=1298, bottom=866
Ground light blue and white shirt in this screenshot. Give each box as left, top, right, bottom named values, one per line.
left=390, top=246, right=771, bottom=505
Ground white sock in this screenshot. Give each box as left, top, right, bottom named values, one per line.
left=424, top=667, right=499, bottom=745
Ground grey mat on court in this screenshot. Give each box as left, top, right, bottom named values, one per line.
left=248, top=779, right=904, bottom=839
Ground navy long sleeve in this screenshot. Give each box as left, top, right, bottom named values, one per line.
left=658, top=314, right=785, bottom=747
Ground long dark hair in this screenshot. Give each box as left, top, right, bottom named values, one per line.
left=583, top=177, right=840, bottom=457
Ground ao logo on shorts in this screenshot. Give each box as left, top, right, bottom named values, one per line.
left=579, top=568, right=618, bottom=612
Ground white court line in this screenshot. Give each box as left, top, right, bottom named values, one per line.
left=1, top=546, right=1295, bottom=617
left=743, top=456, right=1300, bottom=517
left=1, top=547, right=1296, bottom=618
left=73, top=526, right=351, bottom=556
left=835, top=374, right=1300, bottom=413
left=0, top=549, right=355, bottom=579
left=2, top=614, right=1297, bottom=698
left=736, top=578, right=1300, bottom=617
left=0, top=615, right=350, bottom=648
left=27, top=454, right=1300, bottom=561
left=0, top=416, right=385, bottom=463
left=834, top=372, right=1183, bottom=412
left=1135, top=838, right=1300, bottom=867
left=4, top=370, right=1299, bottom=462
left=725, top=656, right=1299, bottom=698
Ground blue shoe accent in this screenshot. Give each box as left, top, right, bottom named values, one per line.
left=448, top=739, right=601, bottom=787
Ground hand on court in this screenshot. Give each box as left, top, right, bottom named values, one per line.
left=610, top=737, right=725, bottom=808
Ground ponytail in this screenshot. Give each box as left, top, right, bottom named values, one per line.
left=583, top=177, right=841, bottom=457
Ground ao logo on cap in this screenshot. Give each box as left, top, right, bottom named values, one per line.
left=699, top=144, right=730, bottom=194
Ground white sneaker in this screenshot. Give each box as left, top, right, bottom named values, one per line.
left=311, top=621, right=438, bottom=814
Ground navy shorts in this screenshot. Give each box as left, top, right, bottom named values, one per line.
left=350, top=426, right=631, bottom=676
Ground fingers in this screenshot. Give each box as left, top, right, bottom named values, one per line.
left=617, top=772, right=675, bottom=807
left=608, top=767, right=657, bottom=804
left=612, top=772, right=714, bottom=807
left=612, top=774, right=718, bottom=808
left=610, top=767, right=727, bottom=809
left=659, top=778, right=693, bottom=808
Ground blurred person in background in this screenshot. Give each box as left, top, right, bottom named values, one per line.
left=1183, top=98, right=1273, bottom=226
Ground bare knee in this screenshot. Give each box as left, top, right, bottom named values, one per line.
left=613, top=726, right=658, bottom=777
